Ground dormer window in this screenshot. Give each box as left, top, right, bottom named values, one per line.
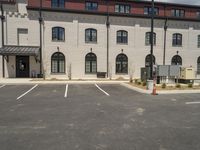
left=85, top=2, right=98, bottom=11
left=171, top=9, right=185, bottom=17
left=115, top=4, right=131, bottom=14
left=144, top=7, right=159, bottom=15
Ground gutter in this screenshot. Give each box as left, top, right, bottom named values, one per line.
left=0, top=3, right=5, bottom=78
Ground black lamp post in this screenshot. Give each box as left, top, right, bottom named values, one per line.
left=150, top=0, right=155, bottom=80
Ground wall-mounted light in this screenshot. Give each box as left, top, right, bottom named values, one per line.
left=90, top=48, right=92, bottom=52
left=121, top=49, right=124, bottom=53
left=57, top=46, right=60, bottom=52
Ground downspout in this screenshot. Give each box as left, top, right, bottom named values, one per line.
left=39, top=0, right=43, bottom=77
left=163, top=18, right=168, bottom=65
left=106, top=0, right=110, bottom=78
left=0, top=3, right=5, bottom=78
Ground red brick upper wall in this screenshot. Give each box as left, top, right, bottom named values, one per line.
left=27, top=0, right=200, bottom=19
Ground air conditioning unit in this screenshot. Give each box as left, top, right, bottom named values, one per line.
left=180, top=67, right=195, bottom=79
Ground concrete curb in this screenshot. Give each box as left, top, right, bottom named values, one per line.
left=121, top=83, right=200, bottom=94
left=0, top=79, right=128, bottom=85
left=120, top=83, right=152, bottom=94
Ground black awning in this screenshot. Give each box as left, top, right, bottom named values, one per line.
left=0, top=46, right=40, bottom=56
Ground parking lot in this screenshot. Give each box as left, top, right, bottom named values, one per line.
left=0, top=84, right=200, bottom=150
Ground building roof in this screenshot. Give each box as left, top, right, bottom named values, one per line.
left=0, top=45, right=40, bottom=56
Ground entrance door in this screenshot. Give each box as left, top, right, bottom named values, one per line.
left=16, top=56, right=30, bottom=78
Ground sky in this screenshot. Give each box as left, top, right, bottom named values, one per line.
left=146, top=0, right=200, bottom=5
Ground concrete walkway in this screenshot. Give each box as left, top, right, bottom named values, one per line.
left=121, top=83, right=200, bottom=94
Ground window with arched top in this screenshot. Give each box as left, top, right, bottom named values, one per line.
left=171, top=55, right=182, bottom=65
left=197, top=57, right=200, bottom=74
left=117, top=30, right=128, bottom=44
left=85, top=28, right=97, bottom=43
left=198, top=35, right=200, bottom=48
left=52, top=0, right=65, bottom=8
left=85, top=53, right=97, bottom=73
left=145, top=32, right=156, bottom=45
left=172, top=33, right=182, bottom=46
left=51, top=52, right=65, bottom=73
left=52, top=27, right=65, bottom=41
left=116, top=54, right=128, bottom=74
left=145, top=54, right=156, bottom=67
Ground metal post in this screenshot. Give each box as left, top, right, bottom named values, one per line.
left=150, top=0, right=155, bottom=80
left=39, top=0, right=43, bottom=77
left=0, top=3, right=5, bottom=78
left=106, top=0, right=110, bottom=78
left=163, top=18, right=168, bottom=65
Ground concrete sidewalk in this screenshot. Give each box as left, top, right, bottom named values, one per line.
left=121, top=83, right=200, bottom=94
left=0, top=78, right=128, bottom=85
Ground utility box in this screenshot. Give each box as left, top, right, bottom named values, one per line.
left=141, top=67, right=150, bottom=81
left=180, top=67, right=195, bottom=79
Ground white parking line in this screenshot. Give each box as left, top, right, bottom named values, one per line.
left=95, top=84, right=110, bottom=96
left=0, top=85, right=5, bottom=89
left=185, top=102, right=200, bottom=105
left=17, top=84, right=38, bottom=100
left=64, top=84, right=68, bottom=98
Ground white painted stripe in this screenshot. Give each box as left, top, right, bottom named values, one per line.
left=95, top=84, right=110, bottom=96
left=186, top=102, right=200, bottom=105
left=0, top=85, right=5, bottom=89
left=64, top=84, right=68, bottom=98
left=17, top=84, right=38, bottom=100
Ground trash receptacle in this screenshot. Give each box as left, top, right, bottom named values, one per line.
left=147, top=80, right=154, bottom=90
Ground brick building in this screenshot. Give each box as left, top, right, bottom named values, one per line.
left=0, top=0, right=200, bottom=79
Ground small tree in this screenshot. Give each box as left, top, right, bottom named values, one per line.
left=67, top=63, right=72, bottom=80
left=129, top=63, right=135, bottom=83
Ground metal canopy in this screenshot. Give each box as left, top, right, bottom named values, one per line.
left=0, top=46, right=40, bottom=56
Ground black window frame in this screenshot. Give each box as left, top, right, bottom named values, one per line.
left=171, top=55, right=182, bottom=65
left=144, top=6, right=159, bottom=15
left=85, top=28, right=97, bottom=43
left=116, top=53, right=128, bottom=74
left=145, top=32, right=156, bottom=46
left=171, top=9, right=185, bottom=17
left=145, top=54, right=156, bottom=67
left=115, top=4, right=131, bottom=14
left=197, top=57, right=200, bottom=74
left=172, top=33, right=182, bottom=47
left=51, top=0, right=65, bottom=8
left=85, top=52, right=97, bottom=74
left=198, top=35, right=200, bottom=48
left=85, top=1, right=98, bottom=11
left=117, top=30, right=128, bottom=44
left=52, top=27, right=65, bottom=42
left=51, top=52, right=65, bottom=73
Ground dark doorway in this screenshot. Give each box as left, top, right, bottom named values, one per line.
left=16, top=56, right=30, bottom=78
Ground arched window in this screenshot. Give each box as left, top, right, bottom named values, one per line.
left=117, top=30, right=128, bottom=44
left=145, top=54, right=155, bottom=67
left=52, top=0, right=65, bottom=8
left=172, top=33, right=182, bottom=46
left=198, top=35, right=200, bottom=48
left=197, top=57, right=200, bottom=74
left=171, top=55, right=182, bottom=65
left=116, top=54, right=128, bottom=74
left=51, top=52, right=65, bottom=73
left=145, top=32, right=156, bottom=45
left=85, top=53, right=97, bottom=73
left=85, top=28, right=97, bottom=43
left=52, top=27, right=65, bottom=41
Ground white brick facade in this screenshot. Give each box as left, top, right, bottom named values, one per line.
left=1, top=1, right=200, bottom=79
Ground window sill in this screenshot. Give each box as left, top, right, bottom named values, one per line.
left=85, top=42, right=97, bottom=44
left=117, top=43, right=128, bottom=45
left=116, top=73, right=128, bottom=75
left=52, top=40, right=65, bottom=42
left=51, top=73, right=66, bottom=75
left=172, top=45, right=182, bottom=47
left=85, top=73, right=97, bottom=75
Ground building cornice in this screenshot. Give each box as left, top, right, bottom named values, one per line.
left=27, top=6, right=200, bottom=23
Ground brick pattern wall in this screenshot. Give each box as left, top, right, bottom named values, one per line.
left=27, top=0, right=200, bottom=20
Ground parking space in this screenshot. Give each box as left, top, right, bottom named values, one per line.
left=0, top=84, right=200, bottom=150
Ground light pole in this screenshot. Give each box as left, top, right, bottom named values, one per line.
left=150, top=0, right=155, bottom=80
left=163, top=18, right=168, bottom=65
